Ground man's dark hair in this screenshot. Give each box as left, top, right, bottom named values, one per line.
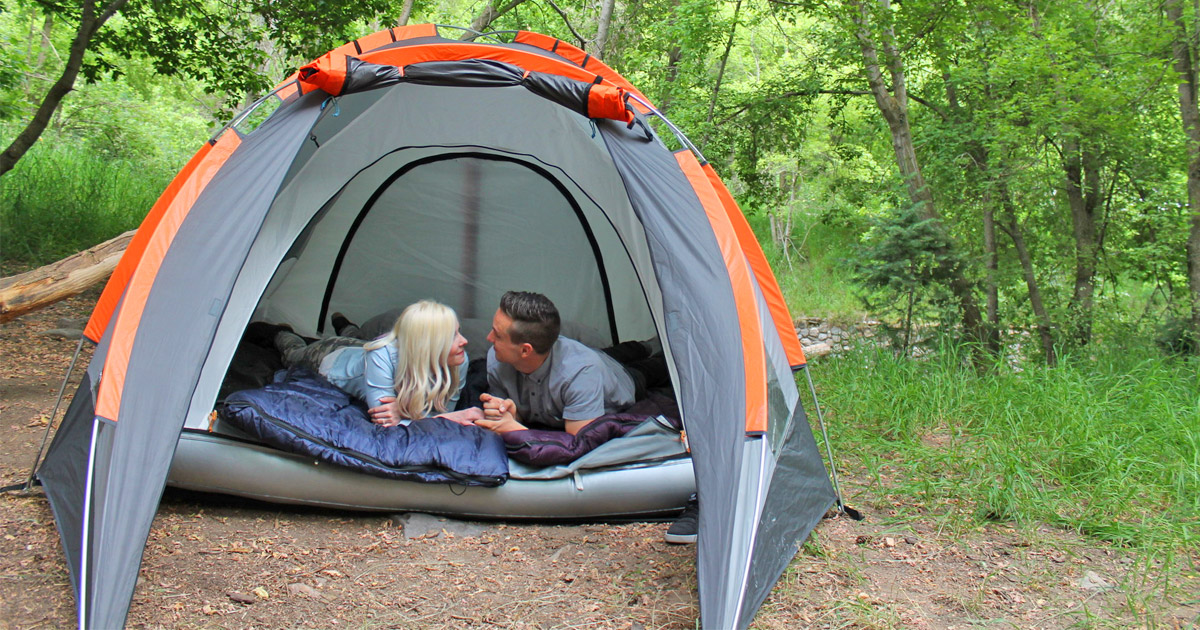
left=499, top=291, right=560, bottom=354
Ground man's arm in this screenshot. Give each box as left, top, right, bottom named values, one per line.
left=558, top=365, right=605, bottom=435
left=563, top=417, right=596, bottom=435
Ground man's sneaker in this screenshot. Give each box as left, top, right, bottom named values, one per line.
left=664, top=496, right=698, bottom=544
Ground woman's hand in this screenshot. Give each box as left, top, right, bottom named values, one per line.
left=368, top=396, right=403, bottom=427
left=437, top=407, right=484, bottom=426
left=474, top=415, right=527, bottom=433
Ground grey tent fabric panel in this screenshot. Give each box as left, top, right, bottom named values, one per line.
left=38, top=295, right=120, bottom=602
left=748, top=274, right=801, bottom=453
left=252, top=85, right=657, bottom=342
left=36, top=370, right=96, bottom=600
left=736, top=400, right=836, bottom=628
left=328, top=155, right=613, bottom=339
left=78, top=102, right=321, bottom=628
left=597, top=120, right=749, bottom=629
left=81, top=418, right=117, bottom=627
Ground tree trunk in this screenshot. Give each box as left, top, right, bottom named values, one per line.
left=593, top=0, right=616, bottom=60
left=945, top=68, right=1002, bottom=356
left=1, top=0, right=130, bottom=177
left=998, top=195, right=1057, bottom=366
left=462, top=0, right=528, bottom=40
left=651, top=0, right=685, bottom=114
left=701, top=0, right=743, bottom=148
left=397, top=0, right=415, bottom=27
left=1061, top=136, right=1101, bottom=346
left=1167, top=0, right=1200, bottom=352
left=982, top=201, right=1000, bottom=338
left=851, top=0, right=988, bottom=357
left=34, top=13, right=54, bottom=71
left=0, top=230, right=134, bottom=323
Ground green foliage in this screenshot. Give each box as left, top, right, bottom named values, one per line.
left=0, top=136, right=174, bottom=270
left=849, top=203, right=965, bottom=339
left=816, top=338, right=1200, bottom=549
left=746, top=208, right=864, bottom=319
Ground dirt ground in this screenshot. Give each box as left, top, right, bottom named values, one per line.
left=1, top=289, right=1197, bottom=629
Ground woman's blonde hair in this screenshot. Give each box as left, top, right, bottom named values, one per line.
left=363, top=300, right=461, bottom=419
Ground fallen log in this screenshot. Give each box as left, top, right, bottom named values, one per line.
left=0, top=230, right=134, bottom=324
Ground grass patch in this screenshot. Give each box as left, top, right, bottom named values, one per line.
left=1, top=138, right=175, bottom=272
left=812, top=337, right=1200, bottom=551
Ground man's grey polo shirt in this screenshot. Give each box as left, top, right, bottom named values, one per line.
left=486, top=336, right=636, bottom=429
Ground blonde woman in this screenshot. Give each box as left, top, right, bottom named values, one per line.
left=273, top=300, right=483, bottom=426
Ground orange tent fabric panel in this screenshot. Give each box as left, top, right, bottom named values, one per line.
left=84, top=142, right=215, bottom=342
left=702, top=164, right=806, bottom=368
left=359, top=44, right=603, bottom=86
left=298, top=52, right=349, bottom=95
left=586, top=84, right=632, bottom=122
left=94, top=131, right=242, bottom=422
left=354, top=29, right=398, bottom=53
left=393, top=23, right=437, bottom=41
left=675, top=153, right=768, bottom=435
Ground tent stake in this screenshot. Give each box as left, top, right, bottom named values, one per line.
left=802, top=364, right=859, bottom=519
left=21, top=335, right=84, bottom=492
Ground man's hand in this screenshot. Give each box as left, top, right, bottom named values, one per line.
left=437, top=407, right=485, bottom=426
left=368, top=397, right=403, bottom=427
left=477, top=393, right=526, bottom=433
left=480, top=393, right=520, bottom=422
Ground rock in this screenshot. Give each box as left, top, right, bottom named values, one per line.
left=36, top=328, right=83, bottom=340
left=802, top=342, right=832, bottom=358
left=1078, top=571, right=1115, bottom=592
left=831, top=326, right=843, bottom=336
left=817, top=332, right=829, bottom=341
left=228, top=591, right=256, bottom=605
left=56, top=317, right=88, bottom=330
left=287, top=583, right=321, bottom=598
left=392, top=512, right=489, bottom=539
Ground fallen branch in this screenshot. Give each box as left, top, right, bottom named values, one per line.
left=0, top=229, right=133, bottom=324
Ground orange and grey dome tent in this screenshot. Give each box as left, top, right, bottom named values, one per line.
left=34, top=24, right=836, bottom=629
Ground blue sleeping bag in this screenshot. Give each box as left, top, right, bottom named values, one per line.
left=221, top=368, right=508, bottom=486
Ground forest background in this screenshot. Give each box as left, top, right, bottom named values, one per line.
left=0, top=0, right=1197, bottom=626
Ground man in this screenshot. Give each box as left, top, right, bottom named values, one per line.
left=475, top=291, right=636, bottom=435
left=475, top=291, right=696, bottom=544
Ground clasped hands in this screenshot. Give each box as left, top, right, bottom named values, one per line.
left=475, top=393, right=528, bottom=433
left=367, top=394, right=525, bottom=433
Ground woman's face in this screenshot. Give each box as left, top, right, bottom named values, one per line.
left=447, top=329, right=468, bottom=367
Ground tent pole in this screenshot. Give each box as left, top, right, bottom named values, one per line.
left=22, top=335, right=85, bottom=491
left=802, top=364, right=854, bottom=517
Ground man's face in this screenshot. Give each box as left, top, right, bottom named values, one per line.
left=487, top=308, right=525, bottom=366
